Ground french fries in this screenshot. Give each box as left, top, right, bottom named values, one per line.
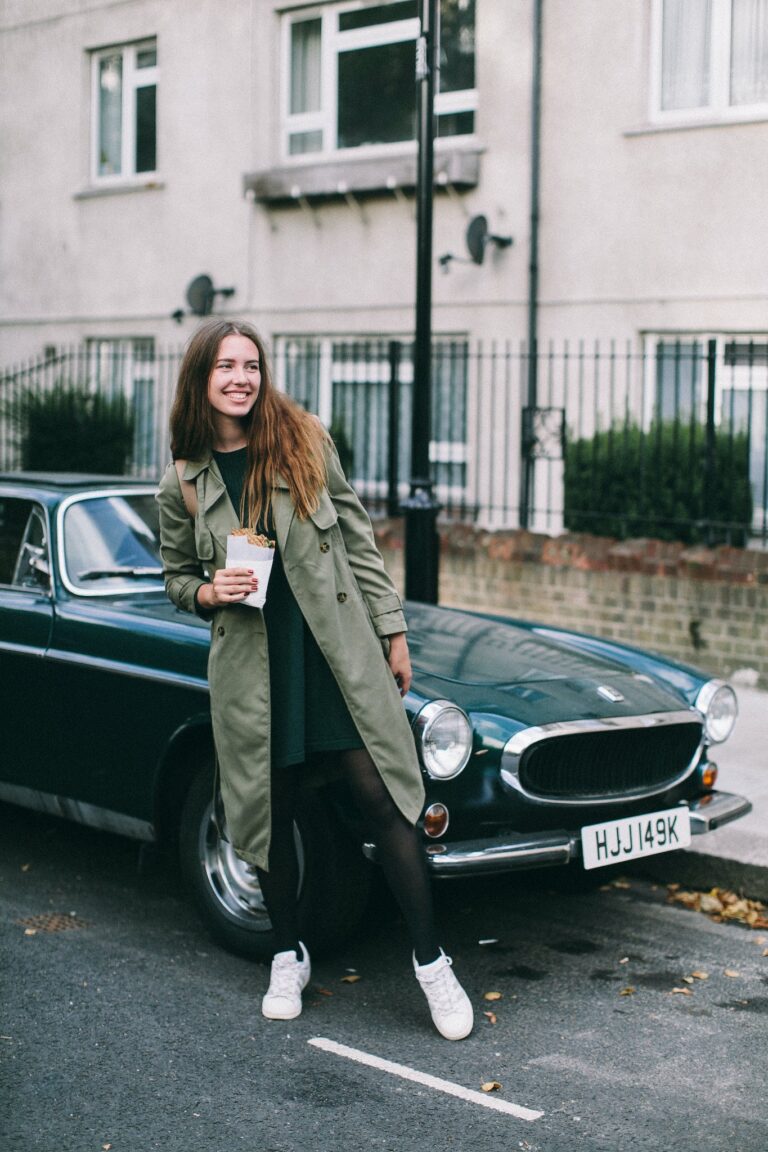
left=230, top=529, right=275, bottom=548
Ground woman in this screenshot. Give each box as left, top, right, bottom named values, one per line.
left=156, top=319, right=473, bottom=1040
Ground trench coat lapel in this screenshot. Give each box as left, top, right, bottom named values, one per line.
left=271, top=473, right=295, bottom=554
left=182, top=455, right=238, bottom=545
left=184, top=456, right=295, bottom=549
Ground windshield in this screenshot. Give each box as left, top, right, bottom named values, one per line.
left=60, top=491, right=165, bottom=595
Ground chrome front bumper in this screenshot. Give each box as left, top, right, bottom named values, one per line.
left=420, top=790, right=753, bottom=877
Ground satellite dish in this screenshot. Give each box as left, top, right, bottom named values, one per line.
left=466, top=216, right=489, bottom=265
left=186, top=274, right=215, bottom=316
left=466, top=215, right=514, bottom=265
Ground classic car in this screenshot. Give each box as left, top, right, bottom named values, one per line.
left=0, top=473, right=751, bottom=960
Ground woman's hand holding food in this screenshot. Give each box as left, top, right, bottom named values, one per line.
left=198, top=568, right=258, bottom=608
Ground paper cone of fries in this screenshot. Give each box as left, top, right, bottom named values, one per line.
left=226, top=530, right=275, bottom=608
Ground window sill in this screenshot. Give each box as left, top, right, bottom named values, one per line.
left=243, top=146, right=482, bottom=206
left=74, top=179, right=165, bottom=200
left=625, top=111, right=768, bottom=137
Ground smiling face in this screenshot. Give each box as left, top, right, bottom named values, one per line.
left=207, top=333, right=262, bottom=430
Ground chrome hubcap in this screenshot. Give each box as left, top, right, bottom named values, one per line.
left=198, top=799, right=303, bottom=931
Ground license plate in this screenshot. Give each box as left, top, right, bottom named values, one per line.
left=581, top=806, right=691, bottom=870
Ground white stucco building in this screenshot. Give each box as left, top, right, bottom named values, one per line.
left=2, top=0, right=767, bottom=531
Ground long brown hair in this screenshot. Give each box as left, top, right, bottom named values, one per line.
left=170, top=319, right=328, bottom=523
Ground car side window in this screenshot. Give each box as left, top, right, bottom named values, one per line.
left=0, top=498, right=50, bottom=591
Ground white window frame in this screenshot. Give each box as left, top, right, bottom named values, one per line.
left=650, top=0, right=768, bottom=125
left=280, top=1, right=477, bottom=162
left=274, top=334, right=469, bottom=505
left=90, top=39, right=158, bottom=184
left=86, top=337, right=159, bottom=476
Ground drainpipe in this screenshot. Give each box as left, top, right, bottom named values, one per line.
left=520, top=0, right=543, bottom=531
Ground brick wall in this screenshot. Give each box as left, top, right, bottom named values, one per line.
left=373, top=522, right=768, bottom=688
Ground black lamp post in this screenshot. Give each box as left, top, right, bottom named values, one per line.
left=402, top=0, right=441, bottom=604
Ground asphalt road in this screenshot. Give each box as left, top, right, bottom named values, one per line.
left=1, top=805, right=767, bottom=1152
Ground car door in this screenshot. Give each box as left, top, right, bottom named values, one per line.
left=44, top=488, right=208, bottom=830
left=0, top=495, right=55, bottom=792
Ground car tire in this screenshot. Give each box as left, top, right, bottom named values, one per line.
left=178, top=763, right=370, bottom=962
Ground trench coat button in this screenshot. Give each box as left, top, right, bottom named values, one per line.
left=319, top=541, right=330, bottom=553
left=217, top=625, right=225, bottom=637
left=337, top=592, right=347, bottom=603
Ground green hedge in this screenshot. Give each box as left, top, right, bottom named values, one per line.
left=18, top=384, right=134, bottom=474
left=563, top=421, right=753, bottom=546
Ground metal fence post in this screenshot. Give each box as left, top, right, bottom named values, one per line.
left=387, top=340, right=401, bottom=517
left=704, top=338, right=717, bottom=546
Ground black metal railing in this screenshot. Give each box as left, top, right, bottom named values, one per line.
left=2, top=336, right=767, bottom=546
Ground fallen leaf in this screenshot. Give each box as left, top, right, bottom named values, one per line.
left=481, top=1081, right=502, bottom=1093
left=612, top=880, right=631, bottom=889
left=682, top=976, right=694, bottom=984
left=667, top=886, right=766, bottom=929
left=316, top=987, right=334, bottom=997
left=671, top=987, right=693, bottom=995
left=669, top=889, right=701, bottom=909
left=483, top=1011, right=497, bottom=1024
left=21, top=864, right=30, bottom=872
left=691, top=971, right=709, bottom=980
left=483, top=991, right=503, bottom=1002
left=619, top=957, right=629, bottom=964
left=724, top=969, right=741, bottom=978
left=103, top=1145, right=112, bottom=1151
left=340, top=975, right=361, bottom=984
left=763, top=949, right=768, bottom=957
left=619, top=987, right=635, bottom=996
left=755, top=935, right=766, bottom=945
left=23, top=929, right=37, bottom=937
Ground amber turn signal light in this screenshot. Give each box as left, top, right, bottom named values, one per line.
left=423, top=803, right=450, bottom=838
left=701, top=763, right=718, bottom=789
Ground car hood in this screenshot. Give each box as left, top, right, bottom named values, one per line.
left=405, top=602, right=692, bottom=727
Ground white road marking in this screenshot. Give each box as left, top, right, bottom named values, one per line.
left=308, top=1037, right=544, bottom=1121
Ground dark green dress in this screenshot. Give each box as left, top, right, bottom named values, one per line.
left=213, top=447, right=363, bottom=769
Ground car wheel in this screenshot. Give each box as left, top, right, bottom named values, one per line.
left=178, top=763, right=370, bottom=962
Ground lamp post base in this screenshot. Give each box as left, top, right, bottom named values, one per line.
left=401, top=483, right=441, bottom=604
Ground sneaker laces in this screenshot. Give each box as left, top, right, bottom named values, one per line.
left=267, top=954, right=303, bottom=999
left=420, top=956, right=464, bottom=1013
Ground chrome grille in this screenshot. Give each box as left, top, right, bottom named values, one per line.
left=500, top=711, right=704, bottom=805
left=519, top=723, right=703, bottom=800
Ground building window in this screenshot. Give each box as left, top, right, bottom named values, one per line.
left=652, top=0, right=768, bottom=121
left=283, top=0, right=475, bottom=158
left=91, top=39, right=158, bottom=180
left=647, top=335, right=768, bottom=532
left=86, top=339, right=157, bottom=473
left=275, top=336, right=468, bottom=507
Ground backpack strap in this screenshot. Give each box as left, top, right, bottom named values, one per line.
left=174, top=460, right=198, bottom=519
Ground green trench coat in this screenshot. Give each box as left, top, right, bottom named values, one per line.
left=156, top=442, right=425, bottom=870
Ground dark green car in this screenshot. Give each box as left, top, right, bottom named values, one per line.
left=0, top=474, right=751, bottom=960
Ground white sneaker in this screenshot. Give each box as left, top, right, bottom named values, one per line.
left=261, top=942, right=311, bottom=1020
left=413, top=949, right=474, bottom=1040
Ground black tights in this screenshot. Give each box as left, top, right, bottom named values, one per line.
left=255, top=748, right=440, bottom=966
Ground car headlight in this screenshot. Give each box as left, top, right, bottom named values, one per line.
left=413, top=700, right=473, bottom=780
left=695, top=680, right=738, bottom=744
